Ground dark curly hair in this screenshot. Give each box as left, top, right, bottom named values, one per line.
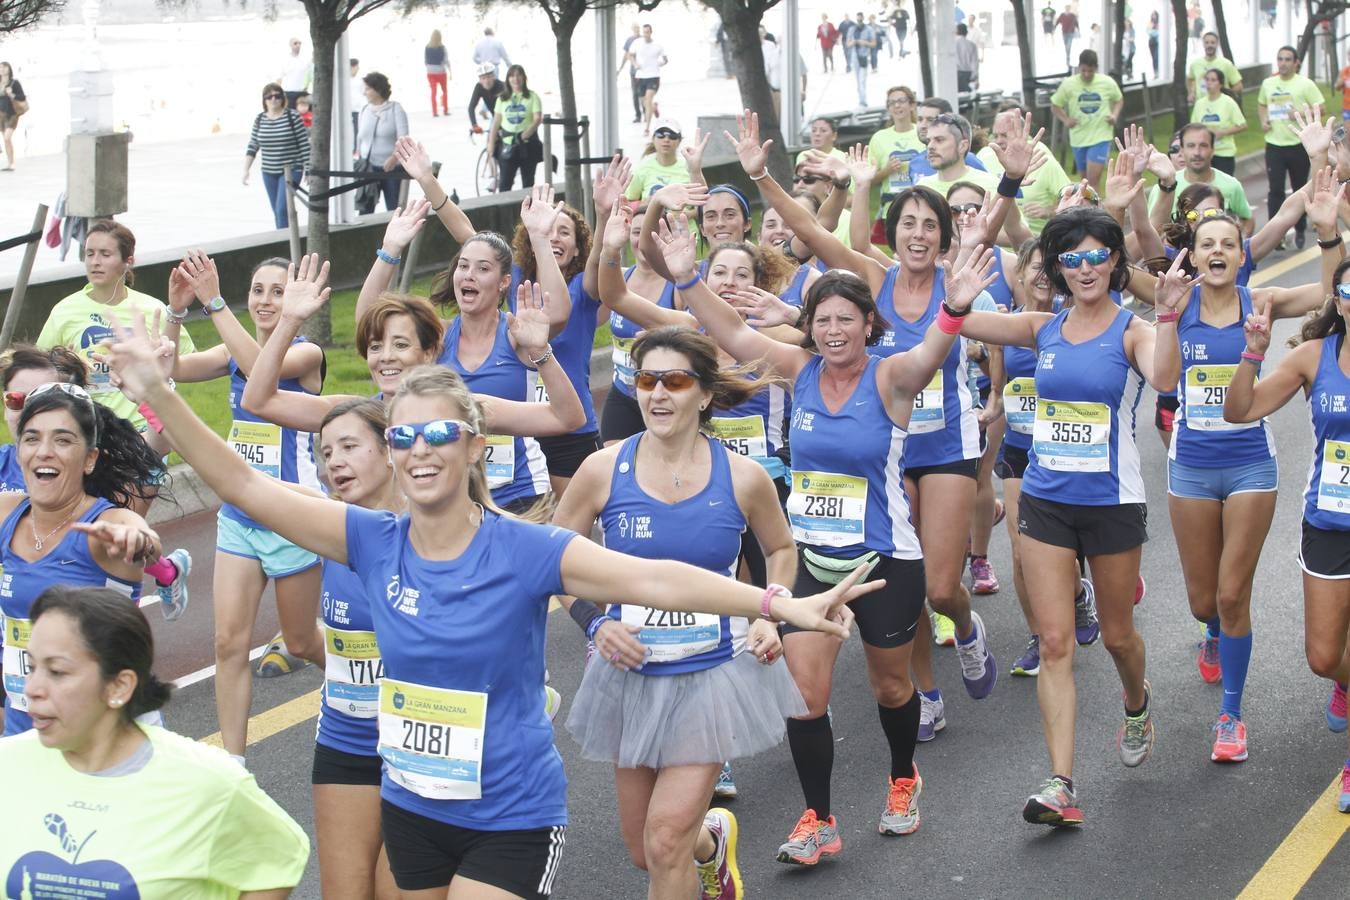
left=1039, top=207, right=1130, bottom=297
left=510, top=204, right=591, bottom=283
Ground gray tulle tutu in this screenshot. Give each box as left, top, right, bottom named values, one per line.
left=565, top=651, right=807, bottom=769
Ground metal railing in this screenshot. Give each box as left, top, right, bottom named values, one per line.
left=0, top=204, right=50, bottom=349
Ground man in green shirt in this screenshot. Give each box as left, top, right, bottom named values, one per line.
left=1049, top=49, right=1123, bottom=193
left=1186, top=32, right=1244, bottom=104
left=1146, top=122, right=1253, bottom=234
left=977, top=107, right=1071, bottom=234
left=914, top=111, right=1000, bottom=197
left=1258, top=45, right=1323, bottom=247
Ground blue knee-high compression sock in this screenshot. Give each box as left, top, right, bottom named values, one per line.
left=1206, top=617, right=1221, bottom=639
left=1219, top=631, right=1252, bottom=718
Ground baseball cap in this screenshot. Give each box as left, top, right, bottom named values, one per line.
left=651, top=117, right=682, bottom=138
left=476, top=62, right=497, bottom=77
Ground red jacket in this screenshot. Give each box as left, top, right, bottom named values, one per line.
left=818, top=23, right=838, bottom=49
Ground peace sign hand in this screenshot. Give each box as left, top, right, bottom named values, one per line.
left=1243, top=292, right=1272, bottom=355
left=1153, top=249, right=1202, bottom=314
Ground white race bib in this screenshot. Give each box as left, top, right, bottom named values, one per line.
left=1183, top=365, right=1256, bottom=432
left=483, top=435, right=515, bottom=489
left=619, top=607, right=722, bottom=662
left=2, top=616, right=32, bottom=713
left=229, top=420, right=283, bottom=478
left=1318, top=440, right=1350, bottom=514
left=909, top=372, right=944, bottom=434
left=1003, top=377, right=1038, bottom=435
left=787, top=470, right=868, bottom=547
left=708, top=416, right=768, bottom=457
left=378, top=679, right=488, bottom=800
left=1032, top=401, right=1111, bottom=472
left=612, top=336, right=636, bottom=388
left=324, top=627, right=383, bottom=718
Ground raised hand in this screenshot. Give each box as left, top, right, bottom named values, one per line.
left=1307, top=165, right=1343, bottom=235
left=99, top=310, right=171, bottom=403
left=382, top=200, right=431, bottom=256
left=71, top=520, right=162, bottom=565
left=521, top=182, right=563, bottom=236
left=989, top=112, right=1045, bottom=181
left=281, top=253, right=333, bottom=323
left=844, top=143, right=879, bottom=186
left=650, top=181, right=710, bottom=212
left=593, top=153, right=633, bottom=213
left=1154, top=249, right=1202, bottom=313
left=1243, top=291, right=1271, bottom=355
left=799, top=148, right=849, bottom=183
left=1294, top=103, right=1333, bottom=158
left=393, top=136, right=433, bottom=181
left=1144, top=147, right=1176, bottom=183
left=602, top=198, right=634, bottom=253
left=1114, top=123, right=1151, bottom=177
left=653, top=212, right=699, bottom=283
left=1103, top=149, right=1146, bottom=213
left=943, top=244, right=998, bottom=312
left=724, top=109, right=773, bottom=177
left=508, top=280, right=552, bottom=358
left=167, top=265, right=194, bottom=315
left=1056, top=179, right=1096, bottom=213
left=731, top=286, right=800, bottom=328
left=680, top=127, right=711, bottom=172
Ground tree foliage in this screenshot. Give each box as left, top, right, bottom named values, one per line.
left=0, top=0, right=65, bottom=33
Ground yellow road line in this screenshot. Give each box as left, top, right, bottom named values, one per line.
left=199, top=689, right=321, bottom=749
left=1237, top=776, right=1349, bottom=899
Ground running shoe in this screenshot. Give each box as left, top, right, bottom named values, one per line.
left=1022, top=776, right=1084, bottom=827
left=932, top=611, right=956, bottom=646
left=1117, top=680, right=1155, bottom=767
left=1134, top=573, right=1147, bottom=605
left=969, top=556, right=1000, bottom=595
left=256, top=631, right=309, bottom=678
left=156, top=548, right=192, bottom=622
left=697, top=808, right=742, bottom=898
left=1340, top=766, right=1350, bottom=814
left=878, top=766, right=922, bottom=835
left=917, top=692, right=946, bottom=741
left=1328, top=682, right=1348, bottom=733
left=1012, top=635, right=1041, bottom=676
left=714, top=762, right=738, bottom=800
left=543, top=685, right=562, bottom=723
left=1074, top=580, right=1100, bottom=646
left=1197, top=634, right=1222, bottom=684
left=775, top=809, right=842, bottom=865
left=1210, top=713, right=1248, bottom=763
left=955, top=611, right=997, bottom=699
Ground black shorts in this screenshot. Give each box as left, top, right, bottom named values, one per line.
left=502, top=494, right=550, bottom=516
left=783, top=553, right=926, bottom=648
left=1300, top=520, right=1350, bottom=579
left=381, top=800, right=566, bottom=897
left=905, top=457, right=979, bottom=482
left=637, top=77, right=661, bottom=95
left=537, top=431, right=602, bottom=478
left=996, top=443, right=1030, bottom=480
left=1018, top=491, right=1148, bottom=556
left=1155, top=394, right=1180, bottom=432
left=600, top=388, right=645, bottom=444
left=311, top=741, right=382, bottom=786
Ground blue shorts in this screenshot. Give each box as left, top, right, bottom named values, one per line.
left=1167, top=456, right=1278, bottom=502
left=1342, top=109, right=1350, bottom=122
left=1072, top=140, right=1112, bottom=170
left=216, top=511, right=320, bottom=578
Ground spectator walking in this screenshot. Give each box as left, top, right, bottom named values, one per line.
left=348, top=58, right=363, bottom=150
left=621, top=23, right=642, bottom=122
left=869, top=14, right=890, bottom=68
left=626, top=23, right=667, bottom=134
left=1050, top=49, right=1122, bottom=191
left=838, top=12, right=856, bottom=73
left=1148, top=11, right=1161, bottom=78
left=1055, top=6, right=1079, bottom=68
left=955, top=23, right=980, bottom=92
left=473, top=27, right=511, bottom=78
left=847, top=12, right=877, bottom=107
left=278, top=36, right=311, bottom=108
left=1258, top=45, right=1323, bottom=248
left=1041, top=3, right=1057, bottom=42
left=425, top=29, right=450, bottom=117
left=242, top=82, right=310, bottom=229
left=1122, top=19, right=1136, bottom=78
left=818, top=14, right=838, bottom=72
left=893, top=4, right=910, bottom=56
left=0, top=61, right=25, bottom=172
left=354, top=71, right=409, bottom=214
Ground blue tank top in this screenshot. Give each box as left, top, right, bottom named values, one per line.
left=1, top=499, right=141, bottom=735
left=1023, top=307, right=1147, bottom=506
left=0, top=445, right=23, bottom=493
left=871, top=264, right=981, bottom=467
left=221, top=337, right=321, bottom=530
left=787, top=355, right=922, bottom=559
left=708, top=382, right=789, bottom=480
left=610, top=267, right=676, bottom=398
left=1002, top=333, right=1040, bottom=452
left=317, top=557, right=382, bottom=757
left=601, top=434, right=747, bottom=675
left=1171, top=285, right=1275, bottom=467
left=508, top=267, right=601, bottom=435
left=439, top=313, right=550, bottom=506
left=780, top=264, right=814, bottom=308
left=1303, top=334, right=1350, bottom=530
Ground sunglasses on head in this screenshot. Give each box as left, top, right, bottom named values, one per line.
left=1337, top=283, right=1350, bottom=300
left=1060, top=184, right=1100, bottom=202
left=653, top=129, right=680, bottom=140
left=634, top=369, right=700, bottom=392
left=1185, top=207, right=1224, bottom=222
left=793, top=174, right=824, bottom=185
left=385, top=419, right=476, bottom=450
left=1057, top=247, right=1112, bottom=268
left=949, top=202, right=980, bottom=216
left=6, top=381, right=92, bottom=412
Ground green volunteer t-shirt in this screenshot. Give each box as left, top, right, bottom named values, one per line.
left=867, top=126, right=925, bottom=213
left=624, top=155, right=692, bottom=201
left=1188, top=55, right=1242, bottom=91
left=0, top=726, right=309, bottom=898
left=494, top=91, right=541, bottom=137
left=1050, top=73, right=1123, bottom=148
left=1258, top=73, right=1323, bottom=146
left=1191, top=93, right=1247, bottom=157
left=916, top=167, right=1001, bottom=198
left=37, top=285, right=197, bottom=430
left=1146, top=167, right=1252, bottom=219
left=977, top=143, right=1072, bottom=235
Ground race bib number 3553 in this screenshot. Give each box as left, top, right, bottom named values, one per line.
left=1032, top=401, right=1111, bottom=472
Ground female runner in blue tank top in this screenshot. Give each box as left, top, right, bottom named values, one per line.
left=955, top=207, right=1178, bottom=827
left=1153, top=203, right=1333, bottom=766
left=655, top=200, right=998, bottom=862
left=169, top=252, right=327, bottom=762
left=0, top=382, right=165, bottom=736
left=1225, top=252, right=1350, bottom=815
left=730, top=111, right=1030, bottom=744
left=557, top=326, right=807, bottom=899
left=0, top=347, right=91, bottom=494
left=103, top=284, right=873, bottom=900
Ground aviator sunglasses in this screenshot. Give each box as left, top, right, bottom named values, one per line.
left=634, top=369, right=700, bottom=392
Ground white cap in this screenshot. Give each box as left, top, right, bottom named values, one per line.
left=477, top=62, right=497, bottom=77
left=651, top=117, right=682, bottom=137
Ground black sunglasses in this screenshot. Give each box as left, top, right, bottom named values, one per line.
left=793, top=174, right=824, bottom=184
left=265, top=93, right=285, bottom=100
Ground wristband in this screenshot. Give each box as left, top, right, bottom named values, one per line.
left=137, top=403, right=164, bottom=434
left=674, top=273, right=701, bottom=291
left=376, top=248, right=401, bottom=265
left=1240, top=350, right=1265, bottom=363
left=997, top=173, right=1023, bottom=199
left=568, top=598, right=605, bottom=635
left=937, top=308, right=964, bottom=335
left=832, top=176, right=852, bottom=190
left=167, top=307, right=190, bottom=324
left=749, top=170, right=769, bottom=181
left=529, top=347, right=555, bottom=368
left=1319, top=235, right=1344, bottom=250
left=1158, top=180, right=1178, bottom=193
left=1155, top=310, right=1180, bottom=324
left=761, top=584, right=791, bottom=621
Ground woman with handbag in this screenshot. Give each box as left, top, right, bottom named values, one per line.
left=488, top=64, right=543, bottom=192
left=0, top=61, right=27, bottom=172
left=242, top=82, right=310, bottom=229
left=355, top=71, right=410, bottom=214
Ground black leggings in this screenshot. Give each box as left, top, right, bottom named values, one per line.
left=497, top=137, right=540, bottom=193
left=1265, top=142, right=1310, bottom=233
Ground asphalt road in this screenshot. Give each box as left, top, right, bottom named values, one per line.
left=144, top=246, right=1350, bottom=900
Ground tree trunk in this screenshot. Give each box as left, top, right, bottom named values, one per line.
left=1111, top=0, right=1125, bottom=83
left=1296, top=1, right=1349, bottom=69
left=715, top=3, right=792, bottom=183
left=305, top=15, right=336, bottom=347
left=1210, top=0, right=1234, bottom=63
left=913, top=0, right=934, bottom=97
left=1008, top=0, right=1040, bottom=128
left=552, top=14, right=585, bottom=210
left=1170, top=0, right=1189, bottom=125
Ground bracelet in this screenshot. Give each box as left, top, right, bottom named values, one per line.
left=430, top=194, right=449, bottom=211
left=376, top=248, right=401, bottom=266
left=602, top=255, right=622, bottom=267
left=1158, top=180, right=1178, bottom=193
left=137, top=402, right=165, bottom=434
left=749, top=170, right=769, bottom=181
left=568, top=598, right=604, bottom=635
left=674, top=273, right=701, bottom=291
left=1155, top=310, right=1180, bottom=324
left=997, top=173, right=1023, bottom=199
left=1319, top=234, right=1344, bottom=250
left=936, top=308, right=965, bottom=335
left=585, top=615, right=607, bottom=642
left=832, top=176, right=852, bottom=190
left=760, top=583, right=791, bottom=621
left=529, top=347, right=555, bottom=368
left=166, top=308, right=189, bottom=324
left=1240, top=350, right=1265, bottom=363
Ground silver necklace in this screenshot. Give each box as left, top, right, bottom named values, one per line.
left=32, top=511, right=76, bottom=551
